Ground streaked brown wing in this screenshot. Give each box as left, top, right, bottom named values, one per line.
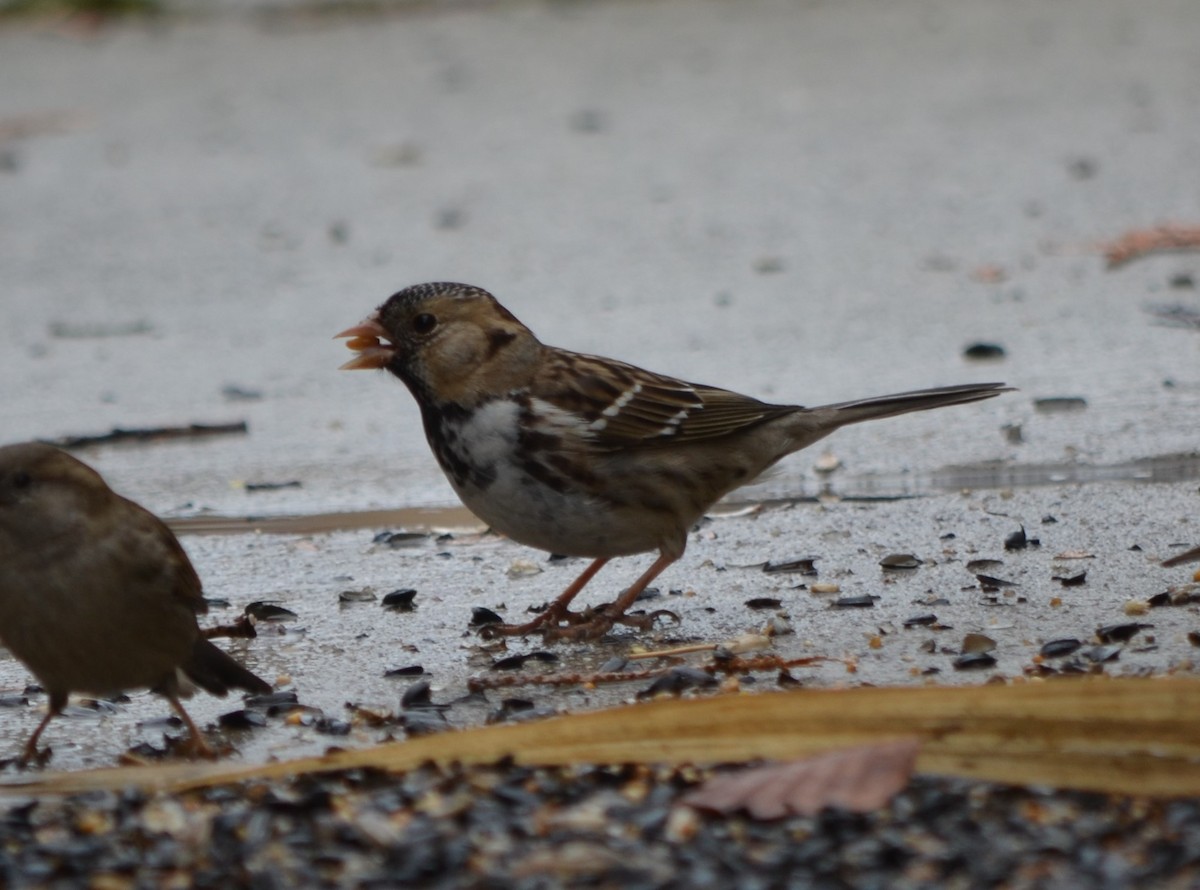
left=532, top=351, right=798, bottom=448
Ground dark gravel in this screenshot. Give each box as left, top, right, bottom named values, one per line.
left=2, top=764, right=1199, bottom=888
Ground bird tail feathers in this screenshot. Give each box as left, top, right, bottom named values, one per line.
left=817, top=382, right=1012, bottom=427
left=181, top=638, right=272, bottom=697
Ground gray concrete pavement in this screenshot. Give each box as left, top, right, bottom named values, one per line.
left=1, top=0, right=1198, bottom=770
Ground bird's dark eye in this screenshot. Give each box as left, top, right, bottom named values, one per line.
left=11, top=471, right=31, bottom=490
left=412, top=313, right=437, bottom=334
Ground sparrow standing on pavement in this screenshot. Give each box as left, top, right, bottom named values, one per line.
left=0, top=442, right=272, bottom=764
left=338, top=282, right=1010, bottom=640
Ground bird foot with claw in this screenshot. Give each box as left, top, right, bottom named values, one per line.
left=15, top=746, right=52, bottom=770
left=171, top=735, right=219, bottom=760
left=477, top=604, right=581, bottom=639
left=541, top=607, right=681, bottom=641
left=480, top=604, right=680, bottom=641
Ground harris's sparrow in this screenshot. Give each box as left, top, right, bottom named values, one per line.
left=0, top=442, right=271, bottom=764
left=338, top=282, right=1011, bottom=640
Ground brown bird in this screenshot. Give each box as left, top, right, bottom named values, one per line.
left=338, top=282, right=1011, bottom=640
left=0, top=442, right=271, bottom=764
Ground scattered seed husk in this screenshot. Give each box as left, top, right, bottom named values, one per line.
left=952, top=652, right=997, bottom=671
left=832, top=595, right=877, bottom=608
left=1005, top=527, right=1030, bottom=551
left=762, top=559, right=818, bottom=575
left=471, top=607, right=504, bottom=626
left=506, top=559, right=542, bottom=578
left=245, top=691, right=299, bottom=710
left=744, top=597, right=783, bottom=610
left=486, top=698, right=538, bottom=724
left=374, top=531, right=428, bottom=548
left=903, top=614, right=938, bottom=628
left=384, top=665, right=427, bottom=678
left=218, top=710, right=268, bottom=730
left=1096, top=623, right=1152, bottom=644
left=1033, top=397, right=1088, bottom=413
left=1040, top=638, right=1083, bottom=658
left=880, top=554, right=920, bottom=570
left=962, top=342, right=1006, bottom=360
left=721, top=633, right=771, bottom=655
left=1053, top=570, right=1088, bottom=587
left=763, top=615, right=794, bottom=636
left=382, top=588, right=418, bottom=611
left=809, top=581, right=841, bottom=594
left=492, top=652, right=560, bottom=671
left=636, top=667, right=718, bottom=700
left=400, top=709, right=451, bottom=736
left=338, top=589, right=377, bottom=604
left=400, top=680, right=447, bottom=711
left=976, top=574, right=1018, bottom=590
left=960, top=633, right=996, bottom=654
left=244, top=601, right=298, bottom=621
left=966, top=559, right=1004, bottom=573
left=243, top=479, right=302, bottom=492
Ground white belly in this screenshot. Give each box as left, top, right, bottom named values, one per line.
left=436, top=398, right=668, bottom=558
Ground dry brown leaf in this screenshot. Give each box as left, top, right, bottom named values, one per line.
left=682, top=738, right=920, bottom=819
left=1054, top=550, right=1095, bottom=560
left=1101, top=223, right=1200, bottom=269
left=10, top=678, right=1200, bottom=798
left=0, top=111, right=82, bottom=144
left=969, top=264, right=1007, bottom=283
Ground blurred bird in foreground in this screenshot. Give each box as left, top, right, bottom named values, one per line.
left=0, top=442, right=271, bottom=765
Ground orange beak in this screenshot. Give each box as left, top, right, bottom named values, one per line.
left=334, top=314, right=395, bottom=370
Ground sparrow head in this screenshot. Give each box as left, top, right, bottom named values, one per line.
left=0, top=443, right=112, bottom=553
left=337, top=282, right=543, bottom=404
